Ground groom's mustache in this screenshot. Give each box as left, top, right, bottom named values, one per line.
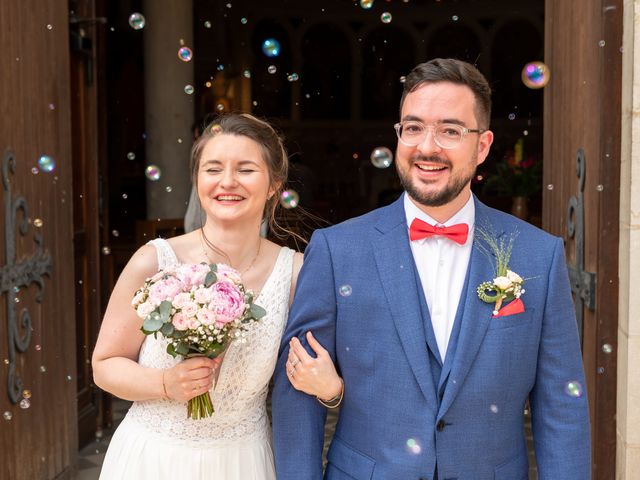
left=409, top=155, right=452, bottom=168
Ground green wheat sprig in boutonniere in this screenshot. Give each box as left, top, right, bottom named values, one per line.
left=475, top=225, right=525, bottom=316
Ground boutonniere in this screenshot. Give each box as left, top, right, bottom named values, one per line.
left=475, top=226, right=525, bottom=317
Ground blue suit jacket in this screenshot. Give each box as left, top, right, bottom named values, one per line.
left=272, top=196, right=590, bottom=480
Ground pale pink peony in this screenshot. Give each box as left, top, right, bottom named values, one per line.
left=172, top=312, right=189, bottom=331
left=175, top=263, right=210, bottom=290
left=187, top=317, right=201, bottom=330
left=197, top=308, right=216, bottom=326
left=208, top=281, right=245, bottom=324
left=147, top=276, right=182, bottom=305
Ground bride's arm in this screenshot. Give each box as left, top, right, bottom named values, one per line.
left=92, top=245, right=217, bottom=402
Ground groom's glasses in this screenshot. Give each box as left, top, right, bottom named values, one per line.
left=394, top=120, right=485, bottom=149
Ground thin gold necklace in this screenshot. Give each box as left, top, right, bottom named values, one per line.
left=200, top=230, right=261, bottom=276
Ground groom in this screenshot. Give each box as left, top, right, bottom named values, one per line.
left=272, top=58, right=590, bottom=479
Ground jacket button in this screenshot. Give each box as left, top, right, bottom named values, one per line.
left=436, top=420, right=446, bottom=431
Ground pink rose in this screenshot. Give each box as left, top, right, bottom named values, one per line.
left=215, top=264, right=242, bottom=284
left=172, top=292, right=192, bottom=309
left=208, top=281, right=245, bottom=325
left=187, top=317, right=200, bottom=330
left=197, top=308, right=216, bottom=326
left=175, top=263, right=210, bottom=290
left=172, top=312, right=189, bottom=331
left=181, top=301, right=199, bottom=318
left=136, top=301, right=156, bottom=319
left=193, top=286, right=213, bottom=304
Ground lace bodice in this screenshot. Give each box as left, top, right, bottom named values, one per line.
left=125, top=239, right=294, bottom=445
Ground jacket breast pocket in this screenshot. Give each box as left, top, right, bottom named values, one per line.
left=487, top=309, right=534, bottom=331
left=326, top=435, right=376, bottom=480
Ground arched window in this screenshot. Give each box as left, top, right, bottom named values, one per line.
left=361, top=26, right=415, bottom=120
left=301, top=23, right=351, bottom=119
left=426, top=24, right=483, bottom=64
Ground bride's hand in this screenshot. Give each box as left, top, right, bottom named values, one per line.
left=162, top=356, right=222, bottom=402
left=286, top=332, right=343, bottom=401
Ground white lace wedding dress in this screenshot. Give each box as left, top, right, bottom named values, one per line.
left=99, top=239, right=294, bottom=480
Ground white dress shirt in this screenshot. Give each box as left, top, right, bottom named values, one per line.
left=404, top=193, right=475, bottom=361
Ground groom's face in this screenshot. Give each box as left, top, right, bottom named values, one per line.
left=395, top=82, right=493, bottom=208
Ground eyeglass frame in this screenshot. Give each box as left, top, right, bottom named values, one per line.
left=393, top=120, right=487, bottom=149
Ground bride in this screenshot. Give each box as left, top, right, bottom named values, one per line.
left=92, top=113, right=343, bottom=479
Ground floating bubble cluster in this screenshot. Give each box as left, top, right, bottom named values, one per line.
left=370, top=147, right=393, bottom=168
left=521, top=61, right=550, bottom=89
left=339, top=285, right=353, bottom=297
left=38, top=155, right=55, bottom=173
left=145, top=165, right=162, bottom=181
left=280, top=189, right=299, bottom=209
left=178, top=47, right=193, bottom=62
left=128, top=13, right=145, bottom=30
left=262, top=38, right=281, bottom=58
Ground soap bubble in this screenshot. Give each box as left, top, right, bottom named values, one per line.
left=268, top=65, right=277, bottom=74
left=204, top=20, right=212, bottom=29
left=38, top=155, right=55, bottom=173
left=184, top=84, right=194, bottom=95
left=178, top=47, right=193, bottom=62
left=126, top=152, right=136, bottom=160
left=102, top=246, right=111, bottom=255
left=339, top=285, right=353, bottom=297
left=145, top=165, right=162, bottom=181
left=262, top=38, right=281, bottom=57
left=521, top=61, right=550, bottom=89
left=19, top=398, right=30, bottom=409
left=564, top=380, right=583, bottom=398
left=33, top=219, right=43, bottom=228
left=279, top=189, right=299, bottom=209
left=3, top=411, right=12, bottom=421
left=128, top=13, right=145, bottom=30
left=380, top=12, right=392, bottom=23
left=287, top=73, right=299, bottom=82
left=370, top=147, right=393, bottom=168
left=360, top=0, right=374, bottom=8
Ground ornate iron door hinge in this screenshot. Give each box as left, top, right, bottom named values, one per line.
left=1, top=150, right=53, bottom=404
left=567, top=148, right=596, bottom=346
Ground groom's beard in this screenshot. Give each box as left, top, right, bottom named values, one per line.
left=397, top=152, right=478, bottom=207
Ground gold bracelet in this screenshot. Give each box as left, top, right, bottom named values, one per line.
left=316, top=379, right=344, bottom=409
left=161, top=370, right=169, bottom=399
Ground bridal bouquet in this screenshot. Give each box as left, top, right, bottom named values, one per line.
left=132, top=262, right=266, bottom=419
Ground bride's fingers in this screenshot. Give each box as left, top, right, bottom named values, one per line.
left=306, top=331, right=328, bottom=358
left=289, top=337, right=313, bottom=365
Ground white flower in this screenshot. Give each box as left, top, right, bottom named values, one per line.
left=136, top=301, right=156, bottom=318
left=493, top=276, right=513, bottom=290
left=506, top=270, right=523, bottom=284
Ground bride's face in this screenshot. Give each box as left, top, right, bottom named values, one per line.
left=197, top=133, right=274, bottom=226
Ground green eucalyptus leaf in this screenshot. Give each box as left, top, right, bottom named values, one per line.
left=175, top=342, right=189, bottom=356
left=160, top=322, right=175, bottom=336
left=204, top=271, right=217, bottom=288
left=159, top=301, right=172, bottom=321
left=142, top=315, right=164, bottom=333
left=166, top=343, right=178, bottom=358
left=250, top=303, right=267, bottom=319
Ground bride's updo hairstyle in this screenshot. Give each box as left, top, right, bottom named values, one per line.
left=190, top=112, right=292, bottom=239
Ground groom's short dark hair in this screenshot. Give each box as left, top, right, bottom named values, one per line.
left=400, top=58, right=492, bottom=129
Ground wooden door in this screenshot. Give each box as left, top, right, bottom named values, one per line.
left=544, top=1, right=621, bottom=478
left=69, top=0, right=109, bottom=448
left=0, top=1, right=77, bottom=479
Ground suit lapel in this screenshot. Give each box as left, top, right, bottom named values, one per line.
left=437, top=200, right=504, bottom=418
left=372, top=198, right=437, bottom=407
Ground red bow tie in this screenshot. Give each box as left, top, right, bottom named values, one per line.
left=409, top=218, right=469, bottom=245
